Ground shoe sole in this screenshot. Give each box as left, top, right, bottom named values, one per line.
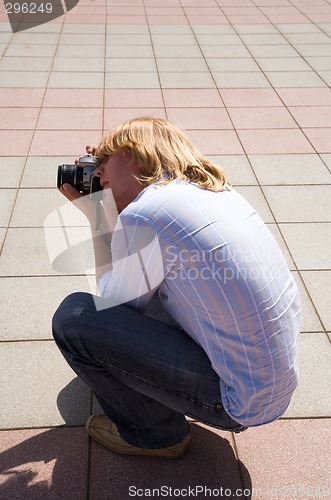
left=86, top=416, right=191, bottom=459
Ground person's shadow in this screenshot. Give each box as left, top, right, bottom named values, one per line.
left=0, top=379, right=252, bottom=499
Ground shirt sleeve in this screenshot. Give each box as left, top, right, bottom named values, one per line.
left=96, top=214, right=165, bottom=311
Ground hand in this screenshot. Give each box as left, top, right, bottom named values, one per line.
left=74, top=144, right=97, bottom=165
left=59, top=144, right=100, bottom=221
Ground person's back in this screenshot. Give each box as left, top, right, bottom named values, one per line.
left=119, top=180, right=301, bottom=427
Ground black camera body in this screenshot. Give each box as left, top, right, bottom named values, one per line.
left=57, top=155, right=102, bottom=195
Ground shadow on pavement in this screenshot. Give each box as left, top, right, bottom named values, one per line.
left=0, top=379, right=252, bottom=499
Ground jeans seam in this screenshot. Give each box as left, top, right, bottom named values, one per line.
left=96, top=357, right=218, bottom=412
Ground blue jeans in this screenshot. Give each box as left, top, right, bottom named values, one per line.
left=52, top=292, right=246, bottom=449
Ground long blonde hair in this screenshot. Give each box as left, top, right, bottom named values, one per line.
left=97, top=117, right=230, bottom=192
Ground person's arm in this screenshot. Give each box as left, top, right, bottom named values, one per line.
left=60, top=183, right=118, bottom=283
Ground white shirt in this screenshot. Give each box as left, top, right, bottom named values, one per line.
left=98, top=180, right=301, bottom=427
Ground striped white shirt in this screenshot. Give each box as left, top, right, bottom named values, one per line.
left=98, top=180, right=301, bottom=427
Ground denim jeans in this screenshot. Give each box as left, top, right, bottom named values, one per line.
left=52, top=292, right=246, bottom=449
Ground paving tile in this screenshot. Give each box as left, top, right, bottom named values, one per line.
left=186, top=130, right=244, bottom=155
left=249, top=154, right=331, bottom=185
left=266, top=224, right=295, bottom=270
left=59, top=33, right=105, bottom=45
left=48, top=72, right=105, bottom=89
left=0, top=88, right=44, bottom=107
left=206, top=155, right=257, bottom=186
left=284, top=32, right=331, bottom=44
left=149, top=25, right=193, bottom=34
left=159, top=72, right=216, bottom=88
left=228, top=107, right=297, bottom=130
left=56, top=44, right=105, bottom=58
left=276, top=87, right=331, bottom=106
left=226, top=15, right=270, bottom=24
left=192, top=24, right=236, bottom=34
left=238, top=129, right=314, bottom=155
left=167, top=107, right=233, bottom=130
left=214, top=72, right=271, bottom=88
left=275, top=23, right=323, bottom=33
left=287, top=333, right=331, bottom=417
left=220, top=88, right=283, bottom=107
left=207, top=57, right=260, bottom=72
left=43, top=89, right=103, bottom=108
left=90, top=423, right=248, bottom=499
left=146, top=7, right=184, bottom=16
left=195, top=33, right=243, bottom=45
left=0, top=130, right=34, bottom=156
left=151, top=33, right=197, bottom=45
left=0, top=189, right=16, bottom=227
left=301, top=271, right=331, bottom=331
left=36, top=108, right=103, bottom=130
left=279, top=223, right=331, bottom=270
left=263, top=186, right=331, bottom=223
left=9, top=188, right=82, bottom=228
left=235, top=418, right=331, bottom=494
left=163, top=89, right=224, bottom=107
left=0, top=276, right=92, bottom=341
left=289, top=106, right=331, bottom=128
left=156, top=57, right=209, bottom=72
left=307, top=57, right=331, bottom=71
left=201, top=45, right=251, bottom=57
left=294, top=44, right=331, bottom=57
left=0, top=56, right=53, bottom=71
left=0, top=226, right=94, bottom=276
left=107, top=45, right=154, bottom=58
left=106, top=33, right=151, bottom=45
left=0, top=158, right=25, bottom=188
left=303, top=128, right=331, bottom=154
left=234, top=24, right=279, bottom=34
left=235, top=186, right=275, bottom=223
left=0, top=227, right=6, bottom=250
left=265, top=70, right=327, bottom=87
left=63, top=23, right=106, bottom=34
left=318, top=71, right=331, bottom=86
left=248, top=44, right=299, bottom=57
left=11, top=32, right=59, bottom=44
left=0, top=72, right=49, bottom=88
left=104, top=89, right=164, bottom=108
left=292, top=271, right=323, bottom=333
left=255, top=56, right=312, bottom=71
left=104, top=108, right=167, bottom=129
left=106, top=57, right=157, bottom=72
left=321, top=154, right=331, bottom=171
left=0, top=427, right=88, bottom=499
left=0, top=341, right=91, bottom=428
left=5, top=44, right=57, bottom=57
left=21, top=157, right=73, bottom=188
left=240, top=33, right=288, bottom=45
left=29, top=130, right=102, bottom=156
left=52, top=57, right=105, bottom=73
left=105, top=72, right=160, bottom=89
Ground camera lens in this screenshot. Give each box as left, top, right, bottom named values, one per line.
left=57, top=164, right=83, bottom=191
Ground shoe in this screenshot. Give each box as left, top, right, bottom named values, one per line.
left=86, top=414, right=191, bottom=459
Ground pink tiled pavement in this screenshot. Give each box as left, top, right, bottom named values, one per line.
left=1, top=0, right=331, bottom=498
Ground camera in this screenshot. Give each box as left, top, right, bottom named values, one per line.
left=57, top=155, right=102, bottom=196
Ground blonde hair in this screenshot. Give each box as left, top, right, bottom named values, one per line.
left=97, top=117, right=231, bottom=192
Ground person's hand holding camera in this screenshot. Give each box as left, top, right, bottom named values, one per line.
left=58, top=145, right=101, bottom=223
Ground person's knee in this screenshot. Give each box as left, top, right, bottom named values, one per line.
left=52, top=292, right=93, bottom=344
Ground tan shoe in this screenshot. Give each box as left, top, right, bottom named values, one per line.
left=86, top=414, right=191, bottom=459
